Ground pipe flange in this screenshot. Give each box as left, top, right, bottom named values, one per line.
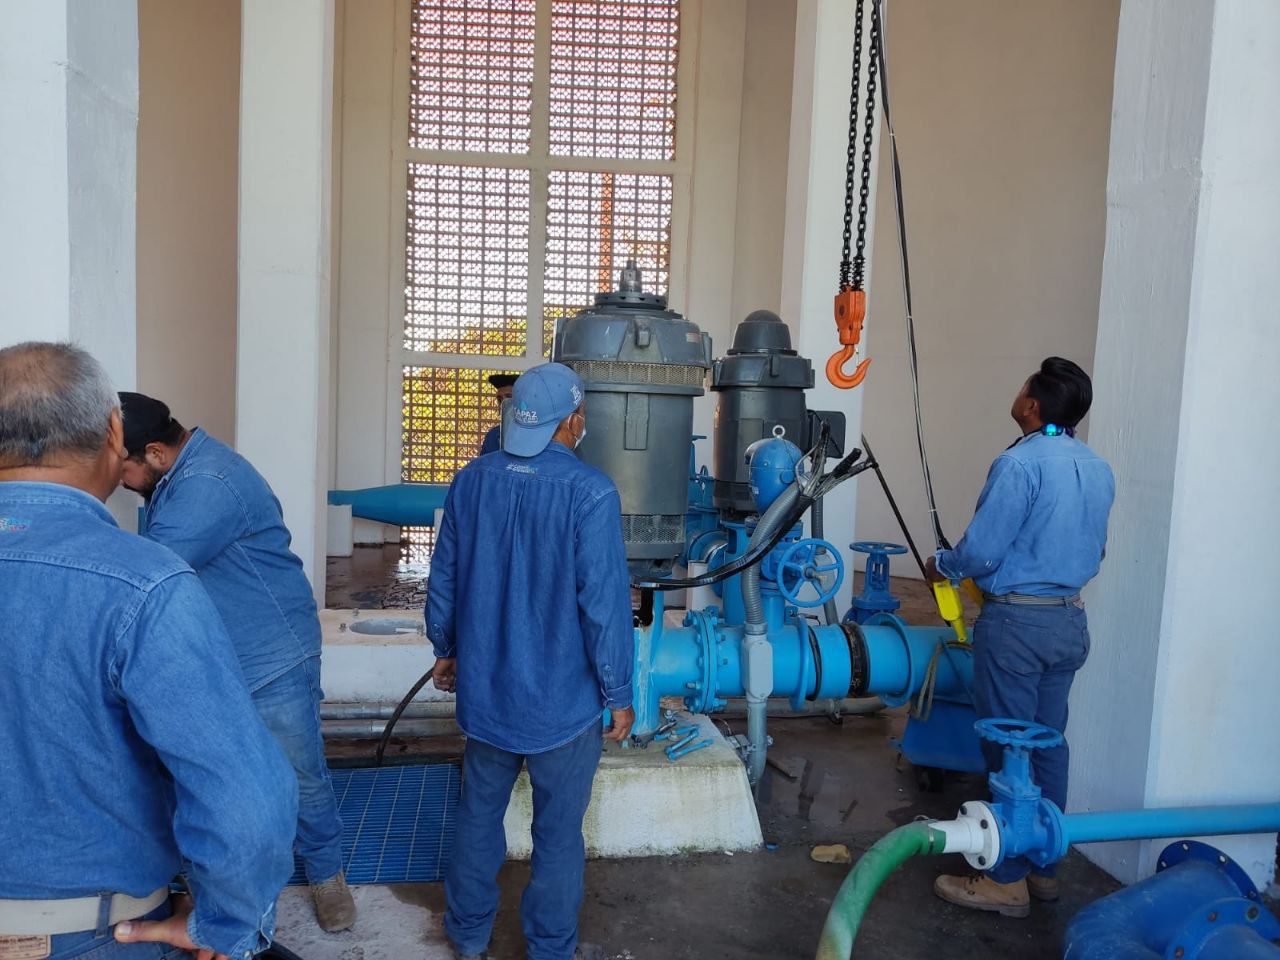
left=1165, top=894, right=1280, bottom=960
left=930, top=800, right=1002, bottom=872
left=1157, top=840, right=1261, bottom=900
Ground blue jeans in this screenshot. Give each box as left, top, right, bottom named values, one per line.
left=445, top=723, right=602, bottom=960
left=251, top=658, right=345, bottom=883
left=971, top=602, right=1090, bottom=884
left=48, top=902, right=187, bottom=959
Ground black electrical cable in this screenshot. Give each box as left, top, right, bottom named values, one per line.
left=873, top=0, right=951, bottom=552
left=375, top=665, right=436, bottom=766
left=630, top=449, right=872, bottom=592
left=859, top=433, right=928, bottom=578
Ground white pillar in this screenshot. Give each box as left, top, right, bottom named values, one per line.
left=780, top=0, right=876, bottom=610
left=0, top=0, right=138, bottom=526
left=237, top=0, right=336, bottom=603
left=1070, top=0, right=1280, bottom=886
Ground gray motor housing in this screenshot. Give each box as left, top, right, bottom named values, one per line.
left=711, top=310, right=816, bottom=515
left=552, top=262, right=711, bottom=576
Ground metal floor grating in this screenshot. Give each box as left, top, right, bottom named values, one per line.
left=287, top=763, right=459, bottom=886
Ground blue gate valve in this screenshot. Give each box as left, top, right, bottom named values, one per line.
left=969, top=718, right=1070, bottom=871
left=845, top=541, right=907, bottom=623
left=773, top=537, right=844, bottom=608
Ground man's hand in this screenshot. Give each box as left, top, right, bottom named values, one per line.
left=433, top=657, right=458, bottom=693
left=604, top=706, right=635, bottom=743
left=924, top=556, right=947, bottom=583
left=114, top=895, right=226, bottom=960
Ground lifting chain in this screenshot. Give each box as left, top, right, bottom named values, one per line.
left=828, top=0, right=881, bottom=390
left=838, top=0, right=880, bottom=293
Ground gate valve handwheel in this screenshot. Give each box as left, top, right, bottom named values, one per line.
left=826, top=288, right=872, bottom=389
left=775, top=537, right=845, bottom=608
left=975, top=718, right=1064, bottom=752
left=851, top=541, right=909, bottom=557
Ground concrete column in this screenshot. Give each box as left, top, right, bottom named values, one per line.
left=237, top=0, right=336, bottom=603
left=1071, top=0, right=1280, bottom=886
left=780, top=0, right=874, bottom=610
left=0, top=0, right=138, bottom=526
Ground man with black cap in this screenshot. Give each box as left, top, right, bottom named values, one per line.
left=427, top=362, right=634, bottom=960
left=117, top=392, right=357, bottom=933
left=477, top=372, right=519, bottom=456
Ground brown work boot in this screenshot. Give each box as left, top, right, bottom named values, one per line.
left=933, top=873, right=1031, bottom=918
left=311, top=871, right=357, bottom=931
left=1026, top=872, right=1060, bottom=902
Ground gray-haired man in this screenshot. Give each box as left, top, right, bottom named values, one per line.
left=0, top=341, right=297, bottom=959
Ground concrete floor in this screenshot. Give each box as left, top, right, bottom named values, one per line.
left=311, top=548, right=1123, bottom=959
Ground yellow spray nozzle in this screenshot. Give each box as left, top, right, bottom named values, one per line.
left=931, top=580, right=969, bottom=644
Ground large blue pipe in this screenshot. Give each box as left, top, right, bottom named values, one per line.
left=636, top=595, right=968, bottom=734
left=328, top=483, right=449, bottom=526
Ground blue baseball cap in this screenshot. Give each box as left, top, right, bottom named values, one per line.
left=504, top=362, right=585, bottom=457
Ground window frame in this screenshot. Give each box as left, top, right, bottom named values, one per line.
left=384, top=0, right=698, bottom=486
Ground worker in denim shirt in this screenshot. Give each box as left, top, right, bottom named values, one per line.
left=428, top=363, right=634, bottom=960
left=927, top=357, right=1115, bottom=918
left=0, top=342, right=296, bottom=959
left=117, top=392, right=356, bottom=932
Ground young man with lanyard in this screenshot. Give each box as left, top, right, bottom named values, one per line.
left=925, top=357, right=1115, bottom=917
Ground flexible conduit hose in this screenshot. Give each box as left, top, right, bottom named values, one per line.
left=741, top=484, right=803, bottom=784
left=815, top=822, right=945, bottom=960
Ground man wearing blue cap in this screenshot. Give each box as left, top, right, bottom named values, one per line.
left=427, top=362, right=634, bottom=960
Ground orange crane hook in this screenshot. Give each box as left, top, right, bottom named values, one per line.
left=826, top=287, right=872, bottom=389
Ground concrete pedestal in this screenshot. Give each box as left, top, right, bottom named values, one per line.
left=320, top=611, right=763, bottom=858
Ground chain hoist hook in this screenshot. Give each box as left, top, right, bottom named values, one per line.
left=826, top=287, right=872, bottom=389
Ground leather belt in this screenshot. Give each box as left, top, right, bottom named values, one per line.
left=0, top=887, right=168, bottom=936
left=984, top=592, right=1081, bottom=606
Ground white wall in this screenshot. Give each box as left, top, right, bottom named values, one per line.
left=136, top=0, right=240, bottom=444
left=0, top=0, right=139, bottom=527
left=854, top=0, right=1119, bottom=569
left=237, top=0, right=335, bottom=600
left=730, top=0, right=795, bottom=325
left=1071, top=0, right=1280, bottom=886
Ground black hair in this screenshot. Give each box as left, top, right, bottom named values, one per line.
left=1027, top=357, right=1092, bottom=428
left=127, top=417, right=186, bottom=461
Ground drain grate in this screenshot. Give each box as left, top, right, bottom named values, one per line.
left=287, top=763, right=459, bottom=886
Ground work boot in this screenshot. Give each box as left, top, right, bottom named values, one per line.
left=573, top=945, right=607, bottom=960
left=1026, top=872, right=1060, bottom=902
left=449, top=948, right=493, bottom=960
left=311, top=871, right=357, bottom=932
left=933, top=873, right=1030, bottom=918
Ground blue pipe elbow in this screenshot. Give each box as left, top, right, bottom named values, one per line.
left=1064, top=843, right=1280, bottom=960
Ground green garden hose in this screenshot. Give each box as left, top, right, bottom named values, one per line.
left=815, top=822, right=945, bottom=959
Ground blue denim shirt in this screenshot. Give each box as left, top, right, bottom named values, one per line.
left=935, top=432, right=1115, bottom=596
left=0, top=482, right=297, bottom=957
left=142, top=429, right=321, bottom=692
left=426, top=442, right=633, bottom=754
left=479, top=425, right=500, bottom=456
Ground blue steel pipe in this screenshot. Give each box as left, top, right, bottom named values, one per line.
left=637, top=601, right=968, bottom=734
left=1064, top=804, right=1280, bottom=847
left=328, top=483, right=449, bottom=526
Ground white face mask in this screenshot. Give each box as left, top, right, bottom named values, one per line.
left=574, top=425, right=587, bottom=449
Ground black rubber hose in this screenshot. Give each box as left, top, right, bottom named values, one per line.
left=375, top=665, right=436, bottom=766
